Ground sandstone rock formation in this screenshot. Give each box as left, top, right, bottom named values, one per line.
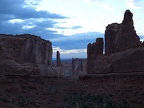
left=87, top=38, right=104, bottom=73
left=113, top=10, right=141, bottom=52
left=87, top=38, right=103, bottom=58
left=87, top=10, right=144, bottom=74
left=0, top=34, right=52, bottom=64
left=56, top=51, right=61, bottom=67
left=109, top=47, right=144, bottom=73
left=105, top=23, right=120, bottom=55
left=72, top=58, right=87, bottom=77
left=105, top=10, right=141, bottom=55
left=0, top=34, right=56, bottom=76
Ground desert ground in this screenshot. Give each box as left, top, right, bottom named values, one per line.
left=0, top=73, right=144, bottom=108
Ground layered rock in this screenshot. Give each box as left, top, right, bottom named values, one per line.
left=87, top=55, right=111, bottom=74
left=0, top=34, right=53, bottom=75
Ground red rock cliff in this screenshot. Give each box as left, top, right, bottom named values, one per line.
left=0, top=34, right=53, bottom=75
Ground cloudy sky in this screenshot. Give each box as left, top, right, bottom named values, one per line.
left=0, top=0, right=144, bottom=58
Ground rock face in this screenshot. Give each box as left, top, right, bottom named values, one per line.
left=87, top=10, right=144, bottom=74
left=113, top=10, right=141, bottom=52
left=105, top=23, right=120, bottom=55
left=87, top=38, right=104, bottom=73
left=109, top=48, right=144, bottom=73
left=72, top=58, right=87, bottom=77
left=105, top=10, right=141, bottom=55
left=0, top=34, right=54, bottom=75
left=87, top=38, right=103, bottom=58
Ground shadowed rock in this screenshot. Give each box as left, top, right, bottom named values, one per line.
left=87, top=38, right=104, bottom=73
left=105, top=23, right=120, bottom=55
left=87, top=9, right=144, bottom=74
left=56, top=51, right=61, bottom=67
left=122, top=9, right=133, bottom=25
left=114, top=9, right=141, bottom=52
left=0, top=34, right=53, bottom=75
left=105, top=10, right=141, bottom=55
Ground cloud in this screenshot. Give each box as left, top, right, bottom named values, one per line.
left=0, top=0, right=69, bottom=39
left=139, top=35, right=144, bottom=41
left=53, top=25, right=82, bottom=30
left=101, top=4, right=113, bottom=10
left=0, top=0, right=67, bottom=20
left=51, top=32, right=104, bottom=49
left=86, top=0, right=103, bottom=2
left=86, top=0, right=113, bottom=10
left=71, top=26, right=82, bottom=29
left=126, top=0, right=142, bottom=8
left=53, top=46, right=87, bottom=58
left=53, top=47, right=86, bottom=54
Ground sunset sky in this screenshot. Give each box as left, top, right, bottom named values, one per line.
left=0, top=0, right=144, bottom=58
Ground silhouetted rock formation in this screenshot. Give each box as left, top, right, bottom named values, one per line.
left=105, top=10, right=141, bottom=55
left=0, top=34, right=53, bottom=75
left=87, top=38, right=103, bottom=57
left=56, top=51, right=61, bottom=67
left=87, top=10, right=144, bottom=74
left=105, top=23, right=120, bottom=55
left=114, top=10, right=141, bottom=52
left=87, top=38, right=104, bottom=73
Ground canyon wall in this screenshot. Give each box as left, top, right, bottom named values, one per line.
left=0, top=34, right=56, bottom=76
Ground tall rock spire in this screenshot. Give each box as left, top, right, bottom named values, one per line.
left=56, top=51, right=61, bottom=67
left=113, top=9, right=141, bottom=52
left=122, top=9, right=133, bottom=25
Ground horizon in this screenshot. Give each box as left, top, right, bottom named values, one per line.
left=0, top=0, right=144, bottom=58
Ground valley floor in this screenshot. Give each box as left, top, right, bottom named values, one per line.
left=0, top=74, right=144, bottom=108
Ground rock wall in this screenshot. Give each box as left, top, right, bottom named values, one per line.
left=109, top=48, right=144, bottom=73
left=0, top=34, right=54, bottom=76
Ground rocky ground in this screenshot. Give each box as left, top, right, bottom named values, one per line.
left=0, top=74, right=144, bottom=108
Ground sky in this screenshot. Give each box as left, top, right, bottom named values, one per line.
left=0, top=0, right=144, bottom=58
